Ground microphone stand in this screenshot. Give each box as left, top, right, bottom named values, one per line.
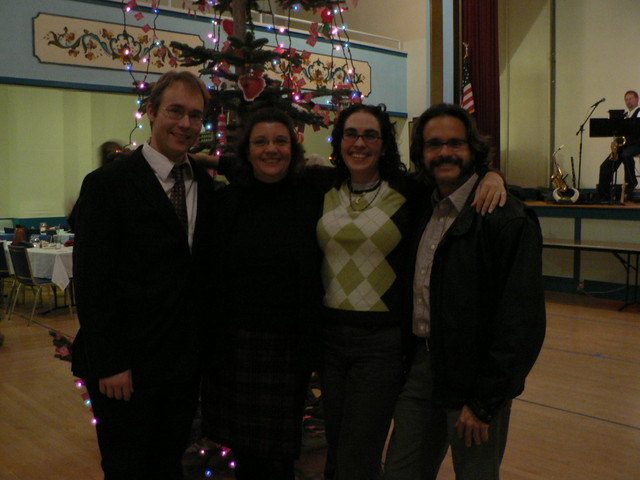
left=575, top=102, right=603, bottom=191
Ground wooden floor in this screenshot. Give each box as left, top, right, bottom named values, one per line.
left=1, top=290, right=639, bottom=479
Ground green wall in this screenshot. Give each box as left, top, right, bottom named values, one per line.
left=0, top=84, right=149, bottom=219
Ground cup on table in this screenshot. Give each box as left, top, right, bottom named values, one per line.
left=30, top=234, right=41, bottom=248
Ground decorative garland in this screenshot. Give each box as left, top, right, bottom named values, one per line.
left=191, top=0, right=343, bottom=12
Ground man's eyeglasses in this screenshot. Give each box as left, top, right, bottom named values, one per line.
left=423, top=138, right=468, bottom=152
left=343, top=130, right=382, bottom=144
left=163, top=106, right=204, bottom=125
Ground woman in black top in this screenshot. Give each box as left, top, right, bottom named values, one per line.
left=200, top=109, right=324, bottom=480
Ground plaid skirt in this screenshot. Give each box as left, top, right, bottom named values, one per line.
left=201, top=328, right=311, bottom=458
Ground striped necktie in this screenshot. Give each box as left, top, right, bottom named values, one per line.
left=170, top=163, right=189, bottom=233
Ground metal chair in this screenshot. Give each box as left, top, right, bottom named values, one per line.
left=8, top=245, right=55, bottom=325
left=0, top=241, right=17, bottom=315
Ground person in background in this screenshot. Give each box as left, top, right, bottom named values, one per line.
left=67, top=140, right=128, bottom=231
left=99, top=140, right=126, bottom=166
left=383, top=103, right=546, bottom=480
left=597, top=90, right=640, bottom=201
left=200, top=108, right=324, bottom=480
left=71, top=71, right=217, bottom=480
left=315, top=104, right=506, bottom=480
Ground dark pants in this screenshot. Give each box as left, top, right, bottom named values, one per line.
left=598, top=143, right=640, bottom=199
left=85, top=378, right=199, bottom=480
left=383, top=342, right=511, bottom=480
left=320, top=321, right=404, bottom=480
left=234, top=450, right=295, bottom=480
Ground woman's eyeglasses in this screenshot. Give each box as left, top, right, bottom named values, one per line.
left=342, top=130, right=382, bottom=144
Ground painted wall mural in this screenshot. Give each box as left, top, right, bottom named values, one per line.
left=33, top=13, right=203, bottom=73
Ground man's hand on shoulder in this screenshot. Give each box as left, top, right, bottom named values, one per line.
left=99, top=369, right=134, bottom=401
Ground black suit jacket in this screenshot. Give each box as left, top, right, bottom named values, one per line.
left=71, top=146, right=216, bottom=387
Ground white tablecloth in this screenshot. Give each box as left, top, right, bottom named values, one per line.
left=3, top=244, right=73, bottom=290
left=28, top=247, right=73, bottom=290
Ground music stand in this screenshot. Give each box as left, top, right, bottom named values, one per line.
left=589, top=118, right=640, bottom=138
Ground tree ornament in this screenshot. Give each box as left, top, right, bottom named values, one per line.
left=217, top=113, right=228, bottom=145
left=238, top=70, right=266, bottom=101
left=222, top=19, right=234, bottom=36
left=320, top=7, right=334, bottom=24
left=319, top=8, right=334, bottom=37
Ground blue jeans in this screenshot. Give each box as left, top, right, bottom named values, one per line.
left=320, top=320, right=404, bottom=480
left=383, top=342, right=511, bottom=480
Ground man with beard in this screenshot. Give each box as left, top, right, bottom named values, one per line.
left=383, top=103, right=546, bottom=480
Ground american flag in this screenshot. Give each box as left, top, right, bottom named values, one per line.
left=461, top=53, right=475, bottom=114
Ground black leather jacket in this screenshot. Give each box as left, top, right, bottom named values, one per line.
left=415, top=181, right=546, bottom=423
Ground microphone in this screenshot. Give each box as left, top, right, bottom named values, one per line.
left=591, top=98, right=605, bottom=107
left=552, top=144, right=565, bottom=159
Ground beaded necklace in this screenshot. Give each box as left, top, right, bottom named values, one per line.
left=348, top=178, right=382, bottom=212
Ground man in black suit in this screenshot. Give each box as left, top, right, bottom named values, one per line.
left=598, top=90, right=640, bottom=201
left=72, top=71, right=215, bottom=479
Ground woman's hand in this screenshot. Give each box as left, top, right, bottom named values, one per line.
left=472, top=171, right=507, bottom=215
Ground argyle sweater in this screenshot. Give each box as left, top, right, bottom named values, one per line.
left=317, top=179, right=415, bottom=323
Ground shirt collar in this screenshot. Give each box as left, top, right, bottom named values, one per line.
left=431, top=173, right=479, bottom=212
left=142, top=141, right=193, bottom=182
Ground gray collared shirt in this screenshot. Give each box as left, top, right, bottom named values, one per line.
left=412, top=173, right=478, bottom=338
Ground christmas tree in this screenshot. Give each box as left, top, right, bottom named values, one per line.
left=137, top=0, right=362, bottom=156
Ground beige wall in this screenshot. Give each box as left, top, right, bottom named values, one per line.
left=333, top=0, right=427, bottom=166
left=500, top=0, right=640, bottom=191
left=499, top=0, right=552, bottom=188
left=499, top=0, right=640, bottom=286
left=555, top=0, right=640, bottom=192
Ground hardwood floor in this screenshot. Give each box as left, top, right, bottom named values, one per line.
left=0, top=290, right=638, bottom=479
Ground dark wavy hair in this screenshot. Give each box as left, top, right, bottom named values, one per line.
left=329, top=104, right=405, bottom=183
left=231, top=108, right=306, bottom=186
left=410, top=103, right=492, bottom=184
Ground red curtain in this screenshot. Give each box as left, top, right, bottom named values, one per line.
left=461, top=0, right=500, bottom=167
